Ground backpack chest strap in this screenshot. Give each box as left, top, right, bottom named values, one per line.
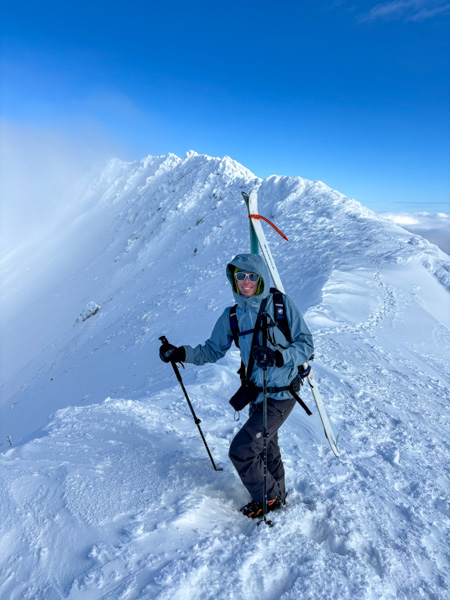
left=229, top=298, right=268, bottom=380
left=230, top=291, right=289, bottom=349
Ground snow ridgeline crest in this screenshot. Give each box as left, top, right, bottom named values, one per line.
left=92, top=151, right=450, bottom=289
left=85, top=151, right=258, bottom=208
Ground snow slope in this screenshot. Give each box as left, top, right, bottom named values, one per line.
left=1, top=151, right=449, bottom=599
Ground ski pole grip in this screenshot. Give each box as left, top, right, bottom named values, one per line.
left=160, top=336, right=183, bottom=382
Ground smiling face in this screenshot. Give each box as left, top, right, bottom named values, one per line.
left=236, top=271, right=260, bottom=297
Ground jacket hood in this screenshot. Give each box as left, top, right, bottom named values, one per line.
left=226, top=253, right=271, bottom=304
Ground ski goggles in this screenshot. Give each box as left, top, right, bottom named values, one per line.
left=235, top=272, right=260, bottom=282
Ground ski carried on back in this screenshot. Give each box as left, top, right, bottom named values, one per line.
left=242, top=188, right=341, bottom=458
left=242, top=190, right=286, bottom=293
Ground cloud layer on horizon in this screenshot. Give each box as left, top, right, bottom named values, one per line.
left=381, top=211, right=450, bottom=254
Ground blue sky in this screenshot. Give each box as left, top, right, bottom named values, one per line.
left=1, top=0, right=449, bottom=213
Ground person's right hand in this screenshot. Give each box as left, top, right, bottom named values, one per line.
left=159, top=343, right=186, bottom=363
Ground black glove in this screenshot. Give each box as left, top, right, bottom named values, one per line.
left=252, top=347, right=284, bottom=369
left=159, top=343, right=186, bottom=363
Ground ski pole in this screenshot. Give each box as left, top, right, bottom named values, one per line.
left=260, top=368, right=274, bottom=528
left=257, top=313, right=274, bottom=528
left=159, top=336, right=222, bottom=472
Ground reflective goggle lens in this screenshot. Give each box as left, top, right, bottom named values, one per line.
left=235, top=272, right=260, bottom=282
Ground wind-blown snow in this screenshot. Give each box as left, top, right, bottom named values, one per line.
left=1, top=151, right=449, bottom=599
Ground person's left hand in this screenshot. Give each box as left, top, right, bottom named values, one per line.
left=252, top=347, right=283, bottom=369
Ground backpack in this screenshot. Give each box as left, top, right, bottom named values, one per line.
left=229, top=288, right=312, bottom=415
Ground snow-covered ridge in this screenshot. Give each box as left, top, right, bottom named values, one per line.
left=1, top=149, right=448, bottom=439
left=1, top=152, right=449, bottom=599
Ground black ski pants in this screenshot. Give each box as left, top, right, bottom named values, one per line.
left=228, top=396, right=296, bottom=503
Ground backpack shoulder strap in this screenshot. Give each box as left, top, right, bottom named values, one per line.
left=229, top=304, right=240, bottom=348
left=228, top=298, right=269, bottom=380
left=245, top=296, right=269, bottom=382
left=229, top=305, right=246, bottom=383
left=270, top=287, right=292, bottom=343
left=229, top=303, right=261, bottom=347
left=231, top=291, right=292, bottom=346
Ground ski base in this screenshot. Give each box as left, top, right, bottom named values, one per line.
left=305, top=365, right=341, bottom=457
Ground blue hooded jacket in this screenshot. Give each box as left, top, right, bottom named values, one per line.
left=183, top=253, right=314, bottom=403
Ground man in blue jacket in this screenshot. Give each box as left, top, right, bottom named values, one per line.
left=160, top=253, right=314, bottom=519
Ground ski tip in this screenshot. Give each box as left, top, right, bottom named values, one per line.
left=333, top=434, right=342, bottom=458
left=330, top=441, right=341, bottom=458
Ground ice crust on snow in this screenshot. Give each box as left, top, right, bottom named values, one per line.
left=0, top=152, right=449, bottom=599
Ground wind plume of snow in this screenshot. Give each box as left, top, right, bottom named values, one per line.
left=0, top=119, right=118, bottom=250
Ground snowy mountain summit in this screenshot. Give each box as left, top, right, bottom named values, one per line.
left=1, top=152, right=449, bottom=599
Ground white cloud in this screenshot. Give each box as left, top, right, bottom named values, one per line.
left=385, top=214, right=421, bottom=225
left=361, top=0, right=450, bottom=21
left=381, top=211, right=450, bottom=254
